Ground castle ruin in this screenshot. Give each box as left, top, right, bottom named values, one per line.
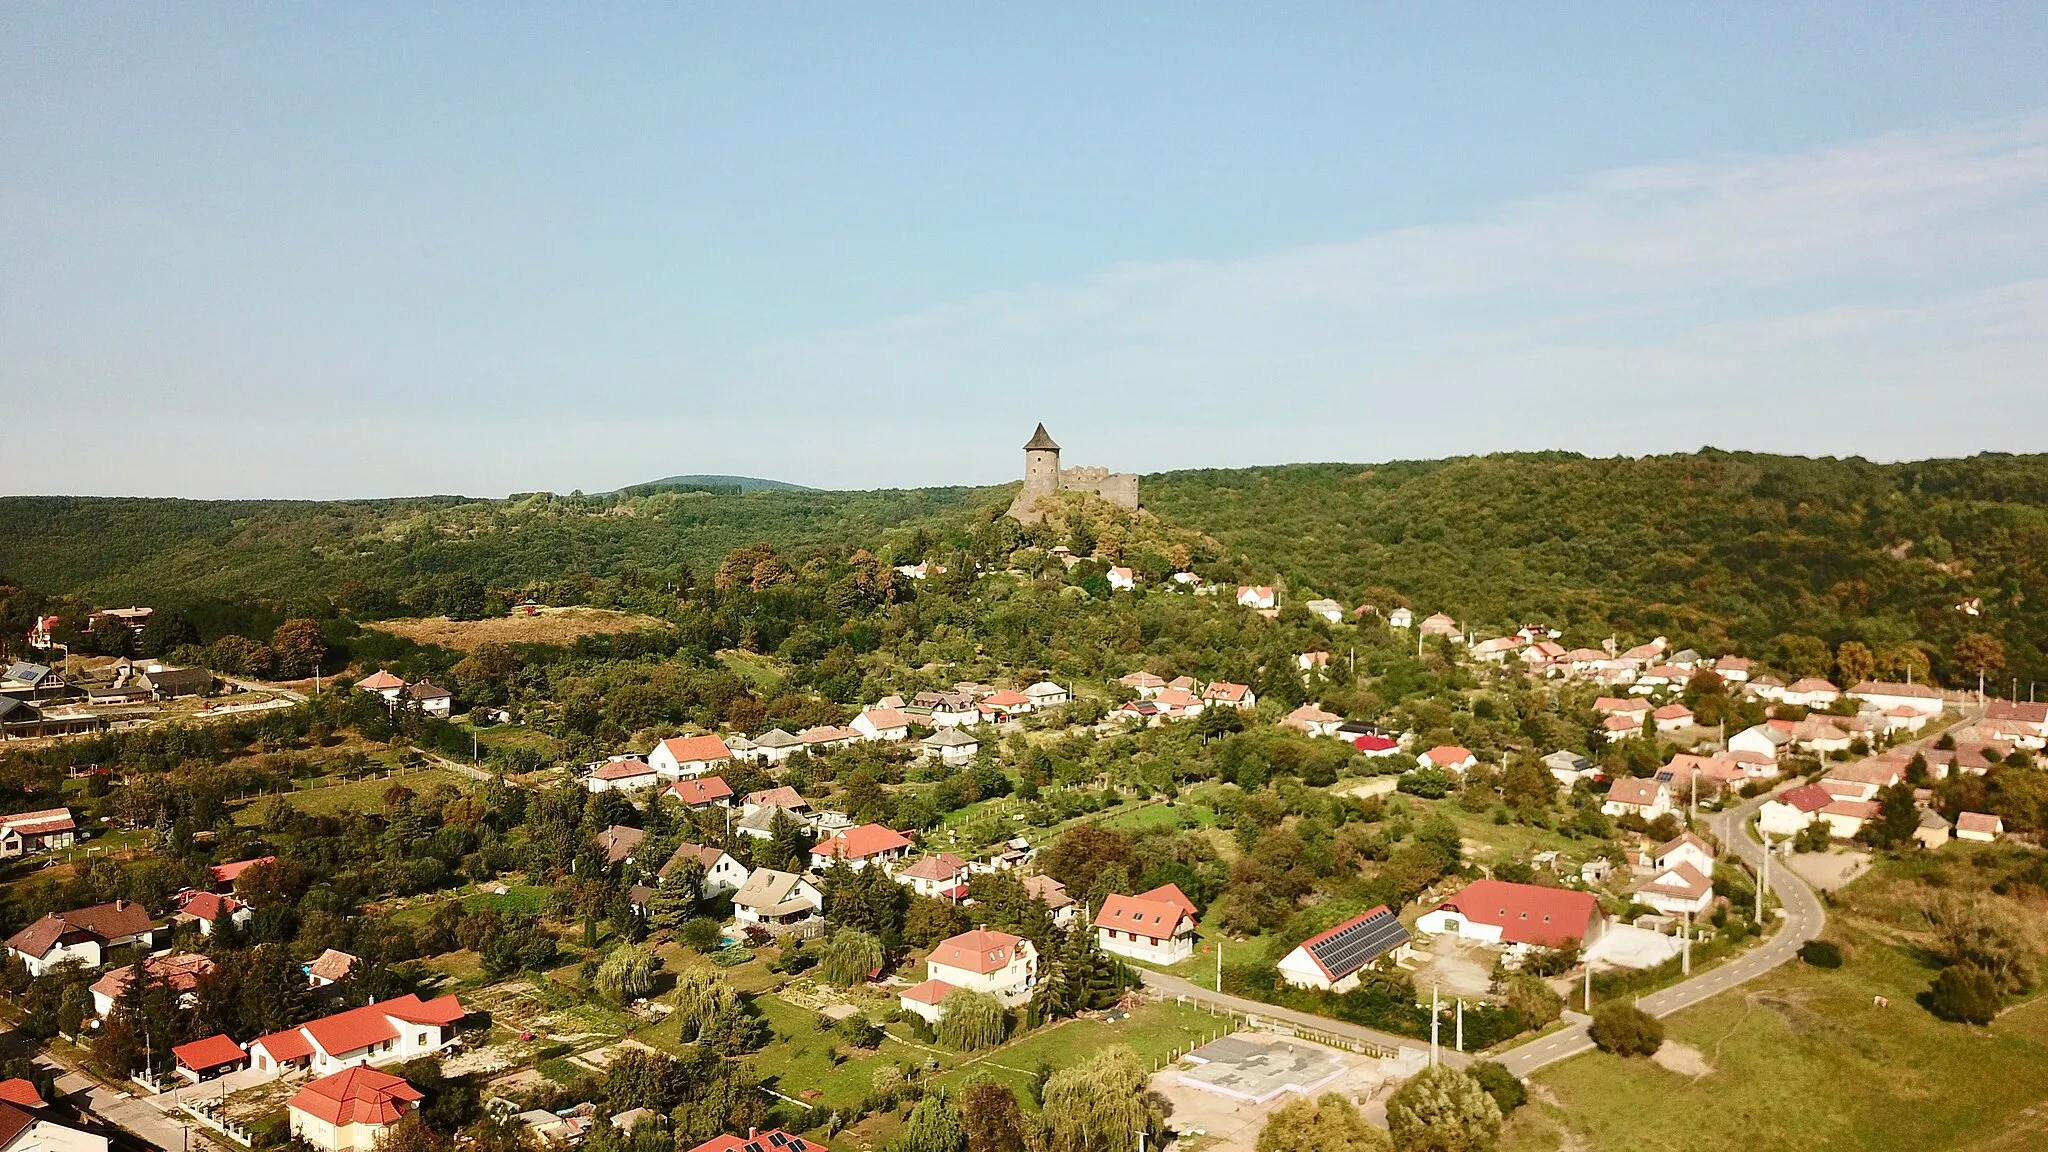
left=1006, top=423, right=1140, bottom=524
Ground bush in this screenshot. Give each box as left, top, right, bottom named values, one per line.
left=839, top=1014, right=885, bottom=1049
left=1798, top=940, right=1843, bottom=969
left=1927, top=963, right=1999, bottom=1025
left=1587, top=1002, right=1663, bottom=1057
left=678, top=917, right=722, bottom=953
left=1467, top=1060, right=1527, bottom=1115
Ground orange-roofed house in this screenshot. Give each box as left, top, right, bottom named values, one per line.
left=1201, top=682, right=1257, bottom=711
left=210, top=855, right=276, bottom=890
left=0, top=808, right=77, bottom=857
left=0, top=1079, right=45, bottom=1108
left=1093, top=884, right=1199, bottom=965
left=355, top=670, right=407, bottom=703
left=669, top=776, right=735, bottom=809
left=895, top=853, right=970, bottom=901
left=1280, top=703, right=1344, bottom=738
left=1416, top=879, right=1605, bottom=956
left=1957, top=812, right=2004, bottom=843
left=1236, top=586, right=1278, bottom=611
left=249, top=994, right=466, bottom=1078
left=685, top=1130, right=820, bottom=1152
left=288, top=1067, right=423, bottom=1152
left=647, top=735, right=734, bottom=780
left=585, top=757, right=659, bottom=794
left=173, top=1034, right=247, bottom=1083
left=178, top=890, right=252, bottom=937
left=979, top=690, right=1034, bottom=720
left=851, top=708, right=913, bottom=742
left=899, top=929, right=1038, bottom=1022
left=1417, top=746, right=1478, bottom=774
left=809, top=824, right=913, bottom=872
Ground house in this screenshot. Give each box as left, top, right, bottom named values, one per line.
left=1594, top=697, right=1651, bottom=718
left=1117, top=672, right=1166, bottom=700
left=1276, top=906, right=1410, bottom=993
left=405, top=682, right=453, bottom=718
left=0, top=1099, right=106, bottom=1152
left=1417, top=746, right=1478, bottom=774
left=1913, top=809, right=1952, bottom=850
left=1848, top=680, right=1945, bottom=718
left=1601, top=713, right=1644, bottom=736
left=1303, top=598, right=1344, bottom=624
left=1418, top=613, right=1461, bottom=640
left=1022, top=874, right=1077, bottom=928
left=1758, top=783, right=1835, bottom=837
left=1956, top=812, right=2004, bottom=843
left=731, top=870, right=823, bottom=934
left=810, top=824, right=913, bottom=872
left=0, top=809, right=77, bottom=858
left=0, top=663, right=68, bottom=703
left=1729, top=724, right=1794, bottom=761
left=308, top=949, right=360, bottom=988
left=592, top=826, right=645, bottom=868
left=1819, top=799, right=1878, bottom=840
left=586, top=757, right=659, bottom=794
left=1106, top=567, right=1137, bottom=592
left=1654, top=832, right=1716, bottom=875
left=1149, top=688, right=1204, bottom=720
left=979, top=690, right=1034, bottom=721
left=1386, top=607, right=1414, bottom=629
left=1632, top=664, right=1687, bottom=693
left=1521, top=642, right=1568, bottom=674
left=355, top=670, right=406, bottom=703
left=913, top=691, right=980, bottom=728
left=1652, top=703, right=1694, bottom=732
left=668, top=776, right=735, bottom=810
left=1542, top=751, right=1599, bottom=789
left=921, top=728, right=980, bottom=766
left=684, top=1131, right=819, bottom=1152
left=288, top=1067, right=422, bottom=1152
left=899, top=929, right=1040, bottom=1023
left=90, top=951, right=213, bottom=1018
left=1469, top=637, right=1523, bottom=663
left=1415, top=880, right=1605, bottom=955
left=27, top=617, right=61, bottom=651
left=177, top=890, right=252, bottom=937
left=743, top=787, right=808, bottom=817
left=6, top=900, right=160, bottom=976
left=660, top=843, right=749, bottom=896
left=173, top=1033, right=248, bottom=1083
left=1236, top=586, right=1278, bottom=611
left=851, top=708, right=913, bottom=742
left=1634, top=862, right=1713, bottom=917
left=1024, top=681, right=1072, bottom=709
left=1280, top=703, right=1344, bottom=738
left=210, top=856, right=276, bottom=890
left=1714, top=656, right=1753, bottom=683
left=1356, top=733, right=1404, bottom=758
left=1199, top=682, right=1255, bottom=712
left=1880, top=706, right=1934, bottom=736
left=1985, top=700, right=2048, bottom=740
left=1601, top=778, right=1672, bottom=821
left=1093, top=884, right=1199, bottom=965
left=798, top=725, right=862, bottom=751
left=896, top=853, right=971, bottom=901
left=1297, top=652, right=1331, bottom=673
left=647, top=735, right=733, bottom=779
left=1781, top=678, right=1841, bottom=708
left=249, top=994, right=466, bottom=1077
left=139, top=666, right=214, bottom=700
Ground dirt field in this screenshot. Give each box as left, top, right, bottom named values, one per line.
left=365, top=607, right=669, bottom=651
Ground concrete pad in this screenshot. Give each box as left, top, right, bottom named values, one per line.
left=1586, top=924, right=1682, bottom=970
left=1177, top=1037, right=1348, bottom=1104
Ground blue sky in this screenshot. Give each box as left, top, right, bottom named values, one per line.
left=5, top=4, right=2048, bottom=497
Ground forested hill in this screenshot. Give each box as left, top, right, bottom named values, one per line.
left=0, top=486, right=996, bottom=603
left=1145, top=451, right=2048, bottom=677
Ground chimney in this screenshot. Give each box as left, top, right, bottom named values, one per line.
left=748, top=1130, right=757, bottom=1140
left=114, top=899, right=127, bottom=911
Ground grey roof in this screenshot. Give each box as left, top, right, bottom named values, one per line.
left=407, top=681, right=453, bottom=701
left=733, top=869, right=820, bottom=917
left=1543, top=750, right=1594, bottom=772
left=0, top=698, right=39, bottom=723
left=923, top=728, right=979, bottom=747
left=753, top=728, right=802, bottom=749
left=5, top=663, right=52, bottom=685
left=144, top=667, right=213, bottom=693
left=1023, top=423, right=1061, bottom=452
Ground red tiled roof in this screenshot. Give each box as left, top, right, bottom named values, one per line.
left=179, top=891, right=244, bottom=923
left=811, top=824, right=913, bottom=861
left=251, top=1028, right=314, bottom=1063
left=685, top=1130, right=820, bottom=1152
left=670, top=777, right=734, bottom=806
left=1958, top=812, right=2002, bottom=835
left=211, top=856, right=276, bottom=884
left=300, top=994, right=464, bottom=1057
left=1138, top=883, right=1198, bottom=920
left=174, top=1034, right=246, bottom=1071
left=0, top=1080, right=43, bottom=1109
left=0, top=809, right=75, bottom=836
left=983, top=690, right=1031, bottom=708
left=357, top=670, right=405, bottom=691
left=1605, top=778, right=1664, bottom=807
left=1203, top=682, right=1250, bottom=702
left=1423, top=745, right=1474, bottom=766
left=1653, top=704, right=1692, bottom=720
left=898, top=854, right=968, bottom=882
left=900, top=978, right=958, bottom=1006
left=744, top=787, right=808, bottom=811
left=1094, top=892, right=1193, bottom=936
left=1352, top=734, right=1398, bottom=752
left=657, top=735, right=733, bottom=764
left=927, top=929, right=1027, bottom=975
left=289, top=1067, right=422, bottom=1127
left=592, top=758, right=655, bottom=781
left=1432, top=879, right=1600, bottom=948
left=860, top=708, right=913, bottom=730
left=1773, top=783, right=1835, bottom=814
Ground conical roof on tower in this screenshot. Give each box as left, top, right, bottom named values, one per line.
left=1023, top=423, right=1061, bottom=452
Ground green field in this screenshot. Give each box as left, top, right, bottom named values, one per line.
left=233, top=766, right=468, bottom=822
left=928, top=1000, right=1224, bottom=1101
left=1100, top=802, right=1217, bottom=833
left=1505, top=860, right=2048, bottom=1151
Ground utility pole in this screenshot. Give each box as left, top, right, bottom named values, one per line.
left=1682, top=909, right=1692, bottom=975
left=1430, top=984, right=1440, bottom=1065
left=1456, top=999, right=1464, bottom=1053
left=1216, top=939, right=1223, bottom=992
left=1582, top=962, right=1592, bottom=1012
left=1757, top=834, right=1770, bottom=922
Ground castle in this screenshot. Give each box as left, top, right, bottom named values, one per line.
left=1006, top=423, right=1140, bottom=524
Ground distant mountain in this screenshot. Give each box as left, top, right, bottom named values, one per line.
left=622, top=474, right=816, bottom=495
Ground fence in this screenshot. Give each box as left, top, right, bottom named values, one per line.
left=183, top=1095, right=256, bottom=1147
left=1171, top=992, right=1400, bottom=1060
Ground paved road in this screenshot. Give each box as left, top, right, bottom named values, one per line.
left=1493, top=785, right=1825, bottom=1077
left=1136, top=968, right=1453, bottom=1066
left=39, top=1057, right=223, bottom=1152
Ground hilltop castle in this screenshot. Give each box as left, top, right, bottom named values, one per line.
left=1006, top=423, right=1140, bottom=524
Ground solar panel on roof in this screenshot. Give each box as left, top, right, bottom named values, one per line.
left=1305, top=910, right=1410, bottom=980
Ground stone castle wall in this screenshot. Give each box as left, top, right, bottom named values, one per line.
left=1007, top=429, right=1140, bottom=523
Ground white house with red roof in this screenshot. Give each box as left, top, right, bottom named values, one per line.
left=851, top=707, right=913, bottom=742
left=1601, top=778, right=1672, bottom=820
left=1202, top=682, right=1256, bottom=711
left=1985, top=700, right=2048, bottom=740
left=1276, top=906, right=1411, bottom=993
left=1106, top=566, right=1136, bottom=591
left=896, top=853, right=970, bottom=901
left=1654, top=832, right=1716, bottom=875
left=1236, top=586, right=1277, bottom=611
left=1758, top=783, right=1834, bottom=837
left=1093, top=883, right=1199, bottom=965
left=1848, top=680, right=1945, bottom=718
left=249, top=994, right=466, bottom=1078
left=1118, top=672, right=1166, bottom=699
left=1652, top=703, right=1694, bottom=732
left=979, top=690, right=1034, bottom=720
left=1780, top=678, right=1841, bottom=708
left=1634, top=862, right=1713, bottom=917
left=355, top=670, right=406, bottom=703
left=0, top=809, right=77, bottom=857
left=1956, top=812, right=2004, bottom=842
left=288, top=1067, right=422, bottom=1152
left=1415, top=879, right=1604, bottom=957
left=809, top=824, right=913, bottom=872
left=1419, top=613, right=1461, bottom=639
left=684, top=1130, right=818, bottom=1152
left=1469, top=636, right=1523, bottom=663
left=1280, top=703, right=1344, bottom=738
left=1729, top=724, right=1794, bottom=762
left=668, top=776, right=735, bottom=809
left=177, top=890, right=252, bottom=937
left=647, top=735, right=733, bottom=779
left=898, top=928, right=1040, bottom=1023
left=585, top=757, right=660, bottom=794
left=210, top=855, right=276, bottom=890
left=1416, top=745, right=1478, bottom=774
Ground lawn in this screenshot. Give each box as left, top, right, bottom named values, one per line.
left=927, top=1000, right=1226, bottom=1103
left=717, top=650, right=788, bottom=692
left=1503, top=853, right=2048, bottom=1152
left=1101, top=802, right=1216, bottom=833
left=233, top=766, right=467, bottom=821
left=1399, top=797, right=1597, bottom=867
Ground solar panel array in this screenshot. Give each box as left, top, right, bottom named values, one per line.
left=1306, top=910, right=1410, bottom=979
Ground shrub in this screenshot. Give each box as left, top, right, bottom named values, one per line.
left=1467, top=1061, right=1527, bottom=1115
left=678, top=917, right=722, bottom=953
left=839, top=1014, right=885, bottom=1049
left=1799, top=940, right=1843, bottom=969
left=1588, top=1002, right=1663, bottom=1057
left=1385, top=1064, right=1501, bottom=1152
left=935, top=990, right=1007, bottom=1051
left=1927, top=963, right=1999, bottom=1025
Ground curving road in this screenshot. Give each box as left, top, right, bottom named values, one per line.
left=1493, top=784, right=1826, bottom=1077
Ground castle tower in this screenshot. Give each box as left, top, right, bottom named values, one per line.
left=1022, top=423, right=1063, bottom=497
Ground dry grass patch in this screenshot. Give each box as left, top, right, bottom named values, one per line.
left=365, top=607, right=668, bottom=651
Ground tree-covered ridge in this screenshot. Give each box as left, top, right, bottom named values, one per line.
left=1144, top=451, right=2048, bottom=679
